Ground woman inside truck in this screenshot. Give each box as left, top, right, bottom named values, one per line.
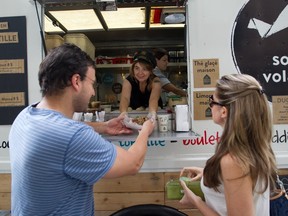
left=153, top=48, right=187, bottom=97
left=119, top=50, right=162, bottom=121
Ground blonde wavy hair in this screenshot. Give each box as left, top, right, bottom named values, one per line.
left=204, top=74, right=277, bottom=193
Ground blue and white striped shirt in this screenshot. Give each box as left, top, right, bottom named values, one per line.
left=9, top=104, right=116, bottom=216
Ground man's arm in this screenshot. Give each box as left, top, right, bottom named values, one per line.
left=103, top=118, right=155, bottom=178
left=163, top=83, right=187, bottom=97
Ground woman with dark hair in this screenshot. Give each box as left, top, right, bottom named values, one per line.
left=179, top=74, right=277, bottom=216
left=119, top=50, right=162, bottom=120
left=153, top=48, right=187, bottom=97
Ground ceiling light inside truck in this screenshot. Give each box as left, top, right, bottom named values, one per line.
left=164, top=14, right=185, bottom=24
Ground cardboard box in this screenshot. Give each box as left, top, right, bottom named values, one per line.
left=64, top=33, right=95, bottom=59
left=45, top=34, right=64, bottom=51
left=168, top=96, right=187, bottom=109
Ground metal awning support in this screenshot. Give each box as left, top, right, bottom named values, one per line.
left=145, top=6, right=151, bottom=30
left=93, top=6, right=109, bottom=31
left=45, top=11, right=68, bottom=33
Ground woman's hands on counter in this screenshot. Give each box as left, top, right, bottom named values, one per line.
left=147, top=111, right=157, bottom=122
left=140, top=117, right=156, bottom=135
left=120, top=111, right=156, bottom=132
left=91, top=112, right=155, bottom=135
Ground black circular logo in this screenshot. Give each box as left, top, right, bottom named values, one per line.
left=231, top=0, right=288, bottom=101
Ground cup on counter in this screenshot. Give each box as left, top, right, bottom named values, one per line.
left=72, top=112, right=83, bottom=121
left=157, top=114, right=170, bottom=132
left=101, top=104, right=111, bottom=113
left=83, top=113, right=93, bottom=122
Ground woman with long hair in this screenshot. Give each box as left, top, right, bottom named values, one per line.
left=180, top=74, right=277, bottom=215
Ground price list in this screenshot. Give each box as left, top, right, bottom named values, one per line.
left=0, top=16, right=28, bottom=125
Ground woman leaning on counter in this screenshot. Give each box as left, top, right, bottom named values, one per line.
left=119, top=51, right=162, bottom=120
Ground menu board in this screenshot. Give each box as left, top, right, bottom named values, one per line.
left=273, top=96, right=288, bottom=124
left=0, top=16, right=28, bottom=125
left=193, top=58, right=219, bottom=88
left=193, top=91, right=214, bottom=120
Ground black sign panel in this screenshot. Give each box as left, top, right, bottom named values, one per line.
left=232, top=0, right=288, bottom=101
left=0, top=16, right=28, bottom=125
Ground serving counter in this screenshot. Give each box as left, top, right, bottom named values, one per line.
left=0, top=130, right=215, bottom=215
left=103, top=130, right=215, bottom=172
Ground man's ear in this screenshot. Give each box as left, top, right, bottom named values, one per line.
left=71, top=74, right=81, bottom=90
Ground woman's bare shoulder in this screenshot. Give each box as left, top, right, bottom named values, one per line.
left=220, top=153, right=247, bottom=179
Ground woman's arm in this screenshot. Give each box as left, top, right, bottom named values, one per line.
left=148, top=77, right=162, bottom=113
left=119, top=79, right=132, bottom=113
left=221, top=154, right=254, bottom=216
left=180, top=154, right=254, bottom=216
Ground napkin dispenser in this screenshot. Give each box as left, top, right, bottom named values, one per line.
left=174, top=105, right=189, bottom=131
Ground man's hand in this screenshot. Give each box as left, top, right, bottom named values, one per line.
left=105, top=114, right=133, bottom=135
left=86, top=112, right=132, bottom=135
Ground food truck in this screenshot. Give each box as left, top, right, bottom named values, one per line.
left=0, top=0, right=287, bottom=215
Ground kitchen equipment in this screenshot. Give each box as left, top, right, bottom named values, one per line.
left=174, top=105, right=189, bottom=131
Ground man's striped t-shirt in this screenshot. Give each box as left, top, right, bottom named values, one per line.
left=9, top=105, right=116, bottom=215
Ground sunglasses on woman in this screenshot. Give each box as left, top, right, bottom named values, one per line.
left=209, top=95, right=224, bottom=108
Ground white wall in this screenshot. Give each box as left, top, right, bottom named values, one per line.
left=0, top=0, right=43, bottom=172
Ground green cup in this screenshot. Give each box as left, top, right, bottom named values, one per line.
left=166, top=178, right=205, bottom=201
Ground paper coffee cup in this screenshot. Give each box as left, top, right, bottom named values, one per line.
left=84, top=113, right=93, bottom=122
left=158, top=114, right=170, bottom=132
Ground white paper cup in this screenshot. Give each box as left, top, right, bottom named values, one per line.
left=72, top=112, right=83, bottom=121
left=158, top=114, right=170, bottom=132
left=101, top=105, right=111, bottom=113
left=84, top=113, right=93, bottom=122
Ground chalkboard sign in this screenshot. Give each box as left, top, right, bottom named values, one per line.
left=0, top=16, right=28, bottom=125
